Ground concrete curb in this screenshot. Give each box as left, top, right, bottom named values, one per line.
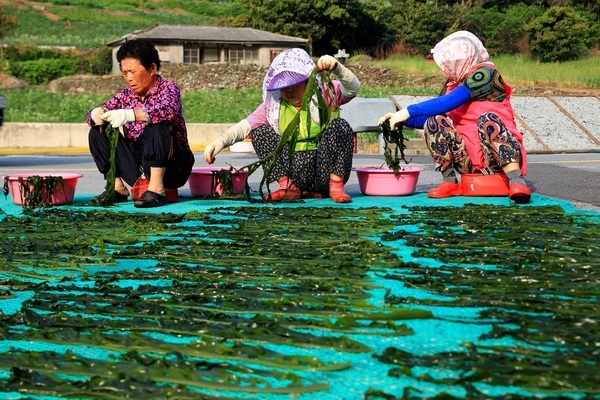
left=0, top=122, right=230, bottom=151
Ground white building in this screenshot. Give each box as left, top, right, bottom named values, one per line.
left=106, top=25, right=308, bottom=75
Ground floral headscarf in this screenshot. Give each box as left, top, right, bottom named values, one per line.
left=431, top=31, right=491, bottom=84
left=262, top=48, right=319, bottom=134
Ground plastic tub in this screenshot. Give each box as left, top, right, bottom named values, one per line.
left=4, top=173, right=83, bottom=206
left=461, top=173, right=509, bottom=196
left=353, top=166, right=424, bottom=196
left=188, top=167, right=249, bottom=197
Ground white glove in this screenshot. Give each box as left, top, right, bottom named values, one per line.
left=378, top=108, right=410, bottom=128
left=317, top=55, right=338, bottom=71
left=101, top=109, right=136, bottom=128
left=203, top=140, right=225, bottom=164
left=318, top=55, right=360, bottom=98
left=203, top=120, right=252, bottom=164
left=90, top=107, right=106, bottom=126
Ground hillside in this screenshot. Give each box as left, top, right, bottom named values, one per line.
left=2, top=0, right=599, bottom=95
left=1, top=0, right=242, bottom=48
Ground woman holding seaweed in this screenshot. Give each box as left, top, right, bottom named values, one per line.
left=86, top=39, right=195, bottom=208
left=203, top=48, right=360, bottom=203
left=378, top=31, right=531, bottom=204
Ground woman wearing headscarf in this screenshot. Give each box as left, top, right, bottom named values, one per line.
left=203, top=48, right=361, bottom=203
left=378, top=31, right=531, bottom=203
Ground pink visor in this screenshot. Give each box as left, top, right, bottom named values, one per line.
left=267, top=71, right=309, bottom=91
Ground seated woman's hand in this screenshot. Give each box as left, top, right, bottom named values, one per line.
left=203, top=139, right=225, bottom=164
left=90, top=107, right=107, bottom=126
left=101, top=109, right=136, bottom=128
left=378, top=109, right=410, bottom=128
left=317, top=55, right=339, bottom=72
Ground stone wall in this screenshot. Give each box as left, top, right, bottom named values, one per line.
left=46, top=62, right=407, bottom=95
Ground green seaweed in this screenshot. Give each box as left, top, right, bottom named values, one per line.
left=371, top=204, right=600, bottom=398
left=379, top=118, right=410, bottom=175
left=0, top=206, right=417, bottom=397
left=0, top=205, right=598, bottom=398
left=96, top=124, right=120, bottom=206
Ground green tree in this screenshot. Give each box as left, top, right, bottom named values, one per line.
left=466, top=4, right=544, bottom=54
left=231, top=0, right=394, bottom=55
left=525, top=6, right=599, bottom=61
left=388, top=0, right=456, bottom=55
left=0, top=5, right=19, bottom=70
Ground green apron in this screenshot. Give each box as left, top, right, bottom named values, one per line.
left=279, top=100, right=339, bottom=152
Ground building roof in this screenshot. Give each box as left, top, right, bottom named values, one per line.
left=106, top=25, right=308, bottom=46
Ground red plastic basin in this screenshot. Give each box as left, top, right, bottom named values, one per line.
left=4, top=172, right=83, bottom=206
left=462, top=173, right=509, bottom=196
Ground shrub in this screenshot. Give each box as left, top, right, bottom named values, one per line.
left=5, top=46, right=112, bottom=80
left=466, top=4, right=543, bottom=55
left=525, top=6, right=599, bottom=62
left=8, top=58, right=78, bottom=85
left=348, top=54, right=372, bottom=63
left=77, top=46, right=113, bottom=76
left=3, top=45, right=72, bottom=62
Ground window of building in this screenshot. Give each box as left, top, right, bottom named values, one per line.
left=184, top=45, right=199, bottom=64
left=204, top=47, right=219, bottom=63
left=229, top=46, right=259, bottom=65
left=229, top=48, right=242, bottom=65
left=185, top=44, right=259, bottom=65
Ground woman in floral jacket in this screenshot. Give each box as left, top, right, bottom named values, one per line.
left=87, top=38, right=194, bottom=208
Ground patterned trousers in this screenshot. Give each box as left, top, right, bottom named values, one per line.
left=251, top=118, right=354, bottom=193
left=423, top=112, right=523, bottom=174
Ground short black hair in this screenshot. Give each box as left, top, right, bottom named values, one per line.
left=116, top=38, right=161, bottom=71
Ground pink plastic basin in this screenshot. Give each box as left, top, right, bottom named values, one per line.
left=188, top=167, right=249, bottom=197
left=462, top=173, right=509, bottom=196
left=354, top=166, right=424, bottom=196
left=4, top=173, right=83, bottom=206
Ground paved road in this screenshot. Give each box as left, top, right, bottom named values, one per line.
left=1, top=151, right=599, bottom=211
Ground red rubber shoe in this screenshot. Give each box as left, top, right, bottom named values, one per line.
left=263, top=177, right=301, bottom=202
left=428, top=182, right=463, bottom=198
left=329, top=179, right=351, bottom=203
left=509, top=183, right=531, bottom=204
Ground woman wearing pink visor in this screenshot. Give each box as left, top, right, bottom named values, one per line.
left=204, top=48, right=361, bottom=203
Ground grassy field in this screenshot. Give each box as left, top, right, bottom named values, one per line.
left=2, top=85, right=442, bottom=124
left=3, top=53, right=599, bottom=124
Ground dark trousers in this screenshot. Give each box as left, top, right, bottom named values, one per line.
left=89, top=124, right=195, bottom=188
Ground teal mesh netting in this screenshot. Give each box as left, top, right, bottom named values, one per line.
left=0, top=193, right=598, bottom=399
